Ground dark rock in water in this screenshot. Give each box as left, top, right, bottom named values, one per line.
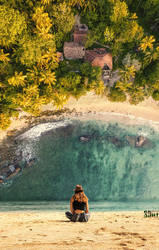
left=5, top=166, right=21, bottom=180
left=125, top=135, right=154, bottom=149
left=0, top=164, right=21, bottom=182
left=79, top=134, right=126, bottom=147
left=135, top=136, right=146, bottom=147
left=25, top=158, right=37, bottom=167
left=136, top=137, right=154, bottom=149
left=79, top=135, right=91, bottom=142
left=125, top=135, right=136, bottom=147
left=0, top=176, right=4, bottom=183
left=105, top=136, right=126, bottom=148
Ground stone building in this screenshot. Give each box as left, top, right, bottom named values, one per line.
left=63, top=15, right=113, bottom=84
left=63, top=15, right=88, bottom=60
left=64, top=42, right=85, bottom=60
left=85, top=48, right=113, bottom=85
left=73, top=24, right=88, bottom=45
left=84, top=48, right=113, bottom=70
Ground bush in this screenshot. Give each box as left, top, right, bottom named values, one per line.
left=152, top=91, right=159, bottom=101
left=0, top=113, right=11, bottom=130
left=107, top=88, right=126, bottom=102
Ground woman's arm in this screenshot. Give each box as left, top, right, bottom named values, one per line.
left=85, top=200, right=89, bottom=213
left=70, top=196, right=74, bottom=214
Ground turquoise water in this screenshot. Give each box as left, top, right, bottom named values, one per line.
left=0, top=120, right=159, bottom=207
left=0, top=200, right=159, bottom=212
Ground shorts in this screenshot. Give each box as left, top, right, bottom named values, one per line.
left=65, top=211, right=90, bottom=222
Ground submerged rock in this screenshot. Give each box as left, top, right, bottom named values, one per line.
left=125, top=135, right=154, bottom=149
left=79, top=134, right=126, bottom=147
left=5, top=166, right=21, bottom=180
left=135, top=136, right=146, bottom=147
left=105, top=136, right=126, bottom=148
left=79, top=133, right=154, bottom=150
left=0, top=164, right=21, bottom=183
left=79, top=135, right=91, bottom=142
left=25, top=158, right=37, bottom=167
left=125, top=135, right=136, bottom=147
left=0, top=175, right=4, bottom=183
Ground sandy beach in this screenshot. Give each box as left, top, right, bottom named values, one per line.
left=0, top=92, right=159, bottom=142
left=0, top=211, right=158, bottom=250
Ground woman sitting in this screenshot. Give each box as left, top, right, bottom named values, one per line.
left=65, top=185, right=90, bottom=222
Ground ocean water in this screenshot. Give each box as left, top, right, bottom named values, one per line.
left=0, top=200, right=159, bottom=212
left=0, top=119, right=159, bottom=211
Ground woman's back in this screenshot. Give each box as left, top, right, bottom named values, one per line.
left=65, top=185, right=90, bottom=222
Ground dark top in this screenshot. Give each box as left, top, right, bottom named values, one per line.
left=73, top=199, right=86, bottom=211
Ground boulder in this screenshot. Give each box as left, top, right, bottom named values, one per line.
left=135, top=136, right=146, bottom=147
left=79, top=135, right=91, bottom=142
left=125, top=135, right=154, bottom=149
left=5, top=167, right=21, bottom=180
left=25, top=158, right=37, bottom=167
left=125, top=135, right=136, bottom=147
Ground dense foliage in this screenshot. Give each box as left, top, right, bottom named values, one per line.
left=0, top=0, right=159, bottom=129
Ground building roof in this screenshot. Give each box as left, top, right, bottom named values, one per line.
left=64, top=42, right=83, bottom=48
left=74, top=24, right=88, bottom=33
left=56, top=52, right=63, bottom=61
left=85, top=48, right=113, bottom=70
left=64, top=42, right=85, bottom=59
left=73, top=24, right=88, bottom=45
left=74, top=29, right=87, bottom=35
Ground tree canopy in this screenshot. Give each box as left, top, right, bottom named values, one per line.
left=0, top=0, right=159, bottom=129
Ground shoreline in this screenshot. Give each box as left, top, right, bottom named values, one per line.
left=0, top=200, right=159, bottom=213
left=0, top=109, right=158, bottom=167
left=0, top=92, right=159, bottom=165
left=0, top=211, right=159, bottom=250
left=1, top=92, right=159, bottom=142
left=0, top=94, right=159, bottom=249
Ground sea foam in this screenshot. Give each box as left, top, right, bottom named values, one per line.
left=16, top=120, right=71, bottom=140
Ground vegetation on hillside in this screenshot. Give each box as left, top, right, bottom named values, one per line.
left=0, top=0, right=159, bottom=129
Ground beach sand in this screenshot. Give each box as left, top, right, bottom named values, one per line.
left=64, top=92, right=159, bottom=122
left=0, top=211, right=159, bottom=250
left=0, top=92, right=159, bottom=142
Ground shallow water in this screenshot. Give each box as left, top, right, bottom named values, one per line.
left=0, top=200, right=159, bottom=212
left=0, top=119, right=159, bottom=205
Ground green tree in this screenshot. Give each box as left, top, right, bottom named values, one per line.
left=68, top=0, right=96, bottom=11
left=51, top=2, right=75, bottom=48
left=119, top=65, right=136, bottom=83
left=80, top=62, right=102, bottom=85
left=8, top=72, right=27, bottom=87
left=128, top=86, right=145, bottom=104
left=104, top=27, right=115, bottom=43
left=15, top=37, right=56, bottom=67
left=109, top=0, right=129, bottom=23
left=107, top=88, right=127, bottom=102
left=52, top=92, right=69, bottom=110
left=32, top=6, right=53, bottom=39
left=0, top=113, right=11, bottom=130
left=0, top=49, right=10, bottom=63
left=152, top=90, right=159, bottom=101
left=39, top=70, right=56, bottom=86
left=0, top=4, right=27, bottom=47
left=139, top=35, right=155, bottom=52
left=58, top=72, right=84, bottom=99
